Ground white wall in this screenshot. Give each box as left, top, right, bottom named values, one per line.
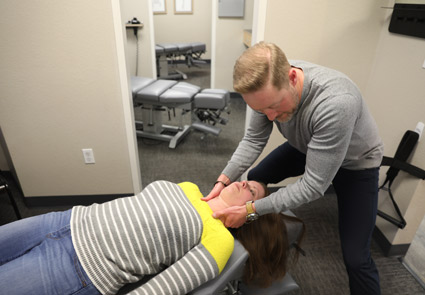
left=0, top=0, right=141, bottom=197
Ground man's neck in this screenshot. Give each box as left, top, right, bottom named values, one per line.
left=294, top=67, right=304, bottom=98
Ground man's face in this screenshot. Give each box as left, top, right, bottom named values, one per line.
left=243, top=81, right=299, bottom=123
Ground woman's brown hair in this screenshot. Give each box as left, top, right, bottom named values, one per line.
left=233, top=212, right=305, bottom=288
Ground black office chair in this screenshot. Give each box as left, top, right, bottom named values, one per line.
left=378, top=130, right=425, bottom=229
left=0, top=171, right=21, bottom=220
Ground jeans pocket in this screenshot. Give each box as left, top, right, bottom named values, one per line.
left=72, top=254, right=102, bottom=295
left=73, top=254, right=88, bottom=288
left=47, top=226, right=95, bottom=293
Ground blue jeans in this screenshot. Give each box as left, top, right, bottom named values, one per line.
left=248, top=142, right=381, bottom=295
left=0, top=210, right=101, bottom=295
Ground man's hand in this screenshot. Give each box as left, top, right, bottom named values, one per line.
left=202, top=175, right=230, bottom=202
left=201, top=183, right=223, bottom=201
left=212, top=205, right=246, bottom=228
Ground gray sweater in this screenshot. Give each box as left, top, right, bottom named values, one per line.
left=222, top=61, right=384, bottom=215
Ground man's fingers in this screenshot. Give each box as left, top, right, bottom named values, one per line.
left=212, top=210, right=224, bottom=219
left=212, top=206, right=246, bottom=228
left=201, top=193, right=217, bottom=202
left=201, top=185, right=223, bottom=202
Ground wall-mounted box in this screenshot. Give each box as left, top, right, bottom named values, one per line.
left=218, top=0, right=245, bottom=18
left=389, top=3, right=425, bottom=39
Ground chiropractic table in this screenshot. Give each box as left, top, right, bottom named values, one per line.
left=131, top=76, right=230, bottom=148
left=118, top=210, right=302, bottom=294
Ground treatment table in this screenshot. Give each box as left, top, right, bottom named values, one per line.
left=118, top=210, right=303, bottom=294
left=155, top=42, right=207, bottom=80
left=131, top=76, right=230, bottom=148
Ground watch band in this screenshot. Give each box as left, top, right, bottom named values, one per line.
left=246, top=201, right=259, bottom=223
left=214, top=180, right=228, bottom=187
left=246, top=201, right=255, bottom=214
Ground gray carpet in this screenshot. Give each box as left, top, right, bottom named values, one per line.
left=288, top=194, right=425, bottom=295
left=1, top=63, right=424, bottom=294
left=137, top=62, right=246, bottom=196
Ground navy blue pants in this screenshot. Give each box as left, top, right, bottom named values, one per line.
left=248, top=142, right=381, bottom=295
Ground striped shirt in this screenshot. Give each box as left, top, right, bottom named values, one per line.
left=71, top=181, right=234, bottom=295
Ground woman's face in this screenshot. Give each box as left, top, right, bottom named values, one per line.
left=219, top=180, right=266, bottom=207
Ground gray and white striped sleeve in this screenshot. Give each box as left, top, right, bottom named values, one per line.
left=129, top=243, right=218, bottom=295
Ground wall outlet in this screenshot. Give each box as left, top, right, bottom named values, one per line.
left=82, top=148, right=95, bottom=164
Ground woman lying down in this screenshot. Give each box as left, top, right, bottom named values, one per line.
left=0, top=180, right=304, bottom=295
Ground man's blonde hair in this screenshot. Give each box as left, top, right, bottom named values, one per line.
left=233, top=42, right=291, bottom=94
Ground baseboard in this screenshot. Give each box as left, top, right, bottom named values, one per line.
left=1, top=170, right=132, bottom=207
left=373, top=226, right=410, bottom=257
left=24, top=193, right=132, bottom=207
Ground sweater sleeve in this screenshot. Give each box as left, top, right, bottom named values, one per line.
left=222, top=109, right=273, bottom=181
left=255, top=93, right=361, bottom=215
left=129, top=243, right=219, bottom=295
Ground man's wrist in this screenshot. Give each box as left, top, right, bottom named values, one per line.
left=216, top=174, right=230, bottom=186
left=214, top=180, right=227, bottom=187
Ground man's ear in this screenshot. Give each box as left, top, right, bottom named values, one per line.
left=288, top=68, right=298, bottom=87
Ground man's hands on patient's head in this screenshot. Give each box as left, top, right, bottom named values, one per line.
left=202, top=174, right=247, bottom=228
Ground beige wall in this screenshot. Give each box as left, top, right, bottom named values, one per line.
left=154, top=0, right=212, bottom=60
left=252, top=0, right=390, bottom=184
left=0, top=0, right=140, bottom=197
left=365, top=11, right=425, bottom=245
left=403, top=194, right=425, bottom=282
left=121, top=0, right=156, bottom=78
left=213, top=0, right=254, bottom=90
left=263, top=1, right=387, bottom=92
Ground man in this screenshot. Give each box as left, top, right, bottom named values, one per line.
left=204, top=42, right=383, bottom=294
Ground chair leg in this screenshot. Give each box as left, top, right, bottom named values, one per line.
left=2, top=183, right=22, bottom=220
left=225, top=281, right=241, bottom=295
